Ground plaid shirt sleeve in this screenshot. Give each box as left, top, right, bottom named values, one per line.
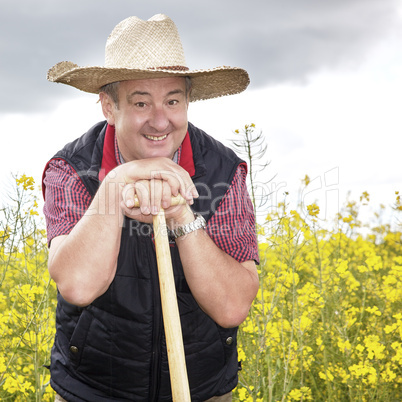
left=206, top=164, right=259, bottom=264
left=43, top=159, right=92, bottom=245
left=43, top=157, right=259, bottom=262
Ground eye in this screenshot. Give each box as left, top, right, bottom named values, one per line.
left=168, top=99, right=179, bottom=106
left=135, top=102, right=146, bottom=108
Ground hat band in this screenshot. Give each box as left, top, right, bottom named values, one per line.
left=148, top=65, right=190, bottom=71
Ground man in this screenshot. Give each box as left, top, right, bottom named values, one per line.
left=43, top=14, right=259, bottom=401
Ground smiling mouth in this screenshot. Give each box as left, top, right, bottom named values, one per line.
left=144, top=134, right=168, bottom=141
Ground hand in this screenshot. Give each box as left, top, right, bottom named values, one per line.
left=114, top=157, right=198, bottom=223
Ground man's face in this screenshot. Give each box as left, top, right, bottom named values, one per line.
left=102, top=77, right=189, bottom=161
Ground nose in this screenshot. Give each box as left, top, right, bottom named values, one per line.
left=149, top=105, right=169, bottom=132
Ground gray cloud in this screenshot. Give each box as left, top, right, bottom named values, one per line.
left=1, top=0, right=400, bottom=113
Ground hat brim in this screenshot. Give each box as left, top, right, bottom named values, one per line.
left=47, top=61, right=250, bottom=102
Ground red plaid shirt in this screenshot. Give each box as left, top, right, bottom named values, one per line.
left=43, top=129, right=259, bottom=263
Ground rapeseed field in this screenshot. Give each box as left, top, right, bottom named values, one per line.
left=1, top=173, right=401, bottom=401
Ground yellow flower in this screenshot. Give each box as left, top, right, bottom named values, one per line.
left=336, top=259, right=349, bottom=278
left=337, top=338, right=351, bottom=353
left=381, top=364, right=397, bottom=382
left=306, top=203, right=320, bottom=217
left=357, top=264, right=368, bottom=273
left=391, top=342, right=402, bottom=365
left=288, top=388, right=302, bottom=401
left=365, top=255, right=383, bottom=271
left=238, top=387, right=248, bottom=400
left=299, top=313, right=313, bottom=333
left=319, top=370, right=334, bottom=382
left=288, top=387, right=313, bottom=401
left=364, top=335, right=386, bottom=360
left=342, top=215, right=353, bottom=223
left=360, top=191, right=370, bottom=203
left=302, top=174, right=311, bottom=186
left=366, top=306, right=382, bottom=317
left=3, top=375, right=20, bottom=394
left=355, top=343, right=365, bottom=353
left=15, top=174, right=35, bottom=191
left=0, top=355, right=6, bottom=372
left=3, top=375, right=35, bottom=395
left=395, top=191, right=402, bottom=210
left=238, top=347, right=246, bottom=362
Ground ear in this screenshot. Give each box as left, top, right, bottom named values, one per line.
left=99, top=92, right=116, bottom=126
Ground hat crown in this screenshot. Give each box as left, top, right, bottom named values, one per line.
left=47, top=14, right=250, bottom=101
left=105, top=14, right=187, bottom=70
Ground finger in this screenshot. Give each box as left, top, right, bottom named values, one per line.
left=150, top=169, right=181, bottom=197
left=186, top=183, right=198, bottom=205
left=135, top=180, right=151, bottom=215
left=120, top=199, right=140, bottom=218
left=122, top=183, right=136, bottom=208
left=189, top=183, right=199, bottom=199
left=120, top=199, right=154, bottom=224
left=152, top=169, right=196, bottom=203
left=150, top=179, right=163, bottom=215
left=132, top=193, right=186, bottom=208
left=161, top=180, right=173, bottom=209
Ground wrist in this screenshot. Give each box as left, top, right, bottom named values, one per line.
left=170, top=212, right=207, bottom=239
left=95, top=168, right=124, bottom=215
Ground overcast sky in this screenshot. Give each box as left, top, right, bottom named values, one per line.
left=1, top=0, right=401, bottom=226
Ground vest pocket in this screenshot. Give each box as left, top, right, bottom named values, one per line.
left=217, top=326, right=238, bottom=364
left=68, top=309, right=94, bottom=367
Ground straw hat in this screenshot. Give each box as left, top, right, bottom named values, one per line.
left=47, top=14, right=250, bottom=102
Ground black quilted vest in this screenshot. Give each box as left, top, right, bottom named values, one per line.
left=45, top=121, right=245, bottom=401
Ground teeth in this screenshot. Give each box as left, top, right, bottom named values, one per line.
left=144, top=134, right=167, bottom=141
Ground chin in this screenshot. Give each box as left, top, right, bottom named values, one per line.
left=144, top=151, right=174, bottom=160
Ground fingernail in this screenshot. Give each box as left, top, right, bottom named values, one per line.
left=141, top=206, right=150, bottom=215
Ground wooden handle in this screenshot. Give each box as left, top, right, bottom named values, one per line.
left=133, top=194, right=187, bottom=208
left=153, top=210, right=191, bottom=401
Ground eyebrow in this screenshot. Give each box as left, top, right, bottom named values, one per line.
left=126, top=89, right=185, bottom=104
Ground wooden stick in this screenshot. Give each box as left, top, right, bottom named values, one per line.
left=153, top=207, right=191, bottom=401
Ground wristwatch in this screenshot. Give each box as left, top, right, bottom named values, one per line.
left=171, top=212, right=207, bottom=239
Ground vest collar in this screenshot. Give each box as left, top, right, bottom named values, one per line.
left=98, top=123, right=202, bottom=181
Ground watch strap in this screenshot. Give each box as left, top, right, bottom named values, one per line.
left=172, top=212, right=206, bottom=239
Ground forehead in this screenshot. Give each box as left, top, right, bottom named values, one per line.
left=119, top=76, right=186, bottom=95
